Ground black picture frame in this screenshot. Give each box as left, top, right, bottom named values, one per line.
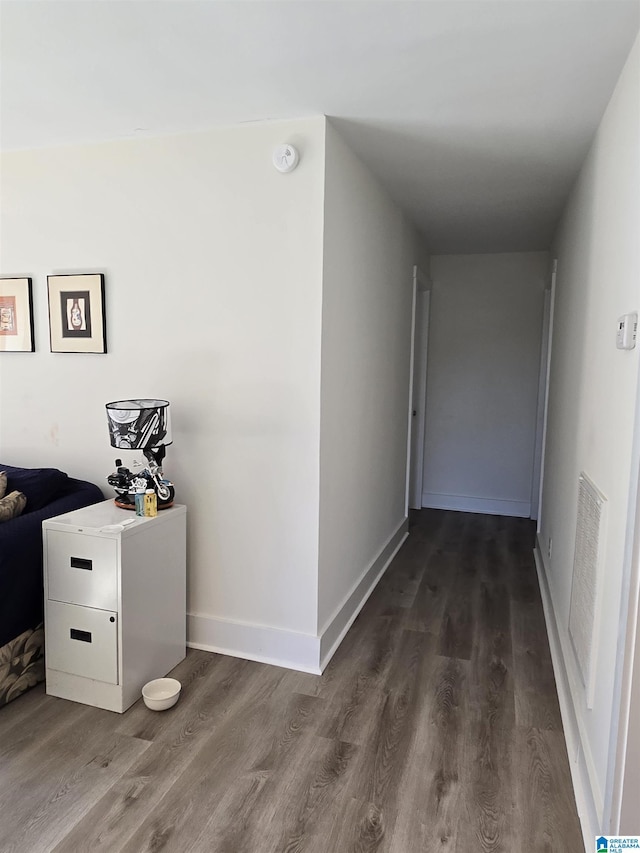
left=47, top=273, right=106, bottom=353
left=0, top=277, right=35, bottom=352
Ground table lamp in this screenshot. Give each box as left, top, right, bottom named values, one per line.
left=105, top=398, right=175, bottom=509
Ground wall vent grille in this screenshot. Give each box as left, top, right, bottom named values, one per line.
left=569, top=472, right=607, bottom=709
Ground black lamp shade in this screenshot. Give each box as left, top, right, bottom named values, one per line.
left=106, top=399, right=172, bottom=451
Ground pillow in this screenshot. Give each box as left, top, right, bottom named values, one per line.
left=0, top=465, right=69, bottom=512
left=0, top=472, right=6, bottom=500
left=0, top=490, right=27, bottom=522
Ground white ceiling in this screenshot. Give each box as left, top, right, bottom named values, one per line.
left=1, top=0, right=639, bottom=253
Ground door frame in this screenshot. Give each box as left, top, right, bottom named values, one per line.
left=406, top=265, right=431, bottom=513
left=533, top=259, right=557, bottom=526
left=605, top=345, right=640, bottom=832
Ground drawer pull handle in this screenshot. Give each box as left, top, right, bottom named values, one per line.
left=70, top=557, right=92, bottom=571
left=70, top=628, right=92, bottom=643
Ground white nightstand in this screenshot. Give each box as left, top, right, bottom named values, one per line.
left=42, top=499, right=186, bottom=713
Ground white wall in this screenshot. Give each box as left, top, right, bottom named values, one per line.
left=0, top=117, right=327, bottom=667
left=423, top=252, right=548, bottom=517
left=317, top=122, right=417, bottom=652
left=537, top=36, right=640, bottom=841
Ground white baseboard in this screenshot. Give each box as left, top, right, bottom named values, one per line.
left=422, top=491, right=530, bottom=518
left=187, top=518, right=410, bottom=678
left=318, top=517, right=409, bottom=671
left=187, top=614, right=322, bottom=675
left=533, top=536, right=599, bottom=853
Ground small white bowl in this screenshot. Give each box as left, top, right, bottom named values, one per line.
left=142, top=677, right=181, bottom=711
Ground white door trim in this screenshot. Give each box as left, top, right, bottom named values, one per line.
left=605, top=326, right=640, bottom=832
left=535, top=259, right=557, bottom=529
left=531, top=288, right=552, bottom=520
left=407, top=265, right=431, bottom=512
left=405, top=271, right=418, bottom=517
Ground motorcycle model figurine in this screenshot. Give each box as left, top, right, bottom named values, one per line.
left=107, top=456, right=175, bottom=510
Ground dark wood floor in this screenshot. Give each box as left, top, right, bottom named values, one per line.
left=0, top=510, right=584, bottom=853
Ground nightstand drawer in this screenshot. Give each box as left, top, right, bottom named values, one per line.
left=47, top=531, right=118, bottom=610
left=46, top=601, right=118, bottom=684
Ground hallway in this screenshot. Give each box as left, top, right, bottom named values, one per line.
left=364, top=509, right=584, bottom=851
left=0, top=510, right=584, bottom=852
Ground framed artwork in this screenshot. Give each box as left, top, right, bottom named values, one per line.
left=47, top=273, right=106, bottom=353
left=0, top=278, right=35, bottom=352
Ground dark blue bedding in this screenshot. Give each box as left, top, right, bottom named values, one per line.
left=0, top=466, right=103, bottom=649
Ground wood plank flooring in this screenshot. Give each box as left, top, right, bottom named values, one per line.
left=0, top=510, right=584, bottom=852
